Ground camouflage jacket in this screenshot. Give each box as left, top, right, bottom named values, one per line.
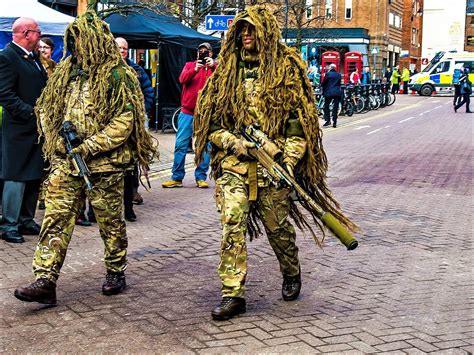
left=208, top=64, right=307, bottom=185
left=49, top=73, right=135, bottom=174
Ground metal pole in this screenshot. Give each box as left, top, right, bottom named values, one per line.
left=284, top=0, right=289, bottom=44
left=154, top=41, right=161, bottom=133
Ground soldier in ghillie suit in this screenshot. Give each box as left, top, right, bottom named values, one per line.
left=194, top=5, right=358, bottom=320
left=14, top=10, right=157, bottom=305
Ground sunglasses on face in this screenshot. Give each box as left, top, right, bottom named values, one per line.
left=39, top=46, right=51, bottom=50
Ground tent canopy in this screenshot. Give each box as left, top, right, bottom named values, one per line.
left=0, top=0, right=74, bottom=36
left=105, top=9, right=219, bottom=49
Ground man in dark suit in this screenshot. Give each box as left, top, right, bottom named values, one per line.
left=0, top=17, right=47, bottom=243
left=321, top=63, right=342, bottom=128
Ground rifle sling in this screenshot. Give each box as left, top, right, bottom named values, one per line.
left=248, top=161, right=258, bottom=201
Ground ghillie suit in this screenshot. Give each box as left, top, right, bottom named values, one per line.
left=194, top=5, right=357, bottom=245
left=28, top=10, right=157, bottom=285
left=36, top=11, right=157, bottom=168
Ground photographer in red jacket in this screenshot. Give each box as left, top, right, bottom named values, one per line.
left=162, top=42, right=216, bottom=188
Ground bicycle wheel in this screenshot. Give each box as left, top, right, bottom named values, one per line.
left=171, top=108, right=180, bottom=133
left=344, top=102, right=354, bottom=116
left=316, top=96, right=325, bottom=116
left=354, top=97, right=365, bottom=113
left=387, top=93, right=396, bottom=106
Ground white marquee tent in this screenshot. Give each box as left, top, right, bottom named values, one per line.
left=0, top=0, right=75, bottom=36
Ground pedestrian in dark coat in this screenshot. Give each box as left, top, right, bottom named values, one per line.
left=321, top=63, right=342, bottom=128
left=0, top=17, right=47, bottom=243
left=454, top=68, right=472, bottom=113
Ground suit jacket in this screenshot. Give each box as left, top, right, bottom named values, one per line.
left=0, top=42, right=47, bottom=181
left=321, top=69, right=342, bottom=97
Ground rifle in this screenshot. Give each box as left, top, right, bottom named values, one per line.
left=240, top=124, right=358, bottom=250
left=62, top=121, right=93, bottom=191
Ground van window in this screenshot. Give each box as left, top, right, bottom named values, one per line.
left=431, top=61, right=450, bottom=74
left=456, top=61, right=474, bottom=72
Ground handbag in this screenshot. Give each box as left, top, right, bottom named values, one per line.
left=462, top=81, right=472, bottom=94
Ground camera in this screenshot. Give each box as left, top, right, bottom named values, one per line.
left=198, top=50, right=209, bottom=64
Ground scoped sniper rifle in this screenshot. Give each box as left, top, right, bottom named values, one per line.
left=62, top=121, right=93, bottom=190
left=240, top=124, right=358, bottom=250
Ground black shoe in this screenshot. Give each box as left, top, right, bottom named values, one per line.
left=332, top=123, right=337, bottom=128
left=14, top=278, right=57, bottom=305
left=322, top=121, right=331, bottom=127
left=38, top=200, right=46, bottom=210
left=132, top=192, right=144, bottom=205
left=19, top=223, right=41, bottom=235
left=1, top=230, right=25, bottom=243
left=102, top=271, right=126, bottom=296
left=211, top=297, right=246, bottom=321
left=282, top=272, right=301, bottom=301
left=125, top=208, right=137, bottom=222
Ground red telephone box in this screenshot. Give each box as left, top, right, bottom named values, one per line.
left=321, top=51, right=340, bottom=82
left=344, top=51, right=363, bottom=84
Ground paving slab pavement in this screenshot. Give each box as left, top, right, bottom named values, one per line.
left=1, top=95, right=473, bottom=353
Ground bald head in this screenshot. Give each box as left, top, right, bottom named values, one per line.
left=12, top=17, right=41, bottom=51
left=115, top=37, right=128, bottom=60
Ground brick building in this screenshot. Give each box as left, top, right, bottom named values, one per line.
left=399, top=0, right=423, bottom=72
left=282, top=0, right=423, bottom=78
left=466, top=0, right=474, bottom=51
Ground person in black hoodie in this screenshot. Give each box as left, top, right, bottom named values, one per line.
left=454, top=68, right=472, bottom=113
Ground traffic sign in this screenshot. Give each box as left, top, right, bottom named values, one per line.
left=205, top=15, right=235, bottom=31
left=371, top=47, right=379, bottom=55
left=421, top=58, right=429, bottom=65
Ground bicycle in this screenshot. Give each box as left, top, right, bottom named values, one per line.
left=171, top=107, right=180, bottom=133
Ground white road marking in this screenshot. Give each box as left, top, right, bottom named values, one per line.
left=367, top=125, right=391, bottom=135
left=399, top=116, right=414, bottom=123
left=354, top=125, right=371, bottom=130
left=367, top=128, right=382, bottom=135
left=434, top=105, right=443, bottom=109
left=432, top=100, right=441, bottom=103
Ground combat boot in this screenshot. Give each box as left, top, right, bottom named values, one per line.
left=282, top=272, right=301, bottom=301
left=211, top=297, right=246, bottom=321
left=14, top=278, right=57, bottom=305
left=102, top=271, right=126, bottom=296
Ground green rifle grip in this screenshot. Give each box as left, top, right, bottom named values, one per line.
left=321, top=212, right=358, bottom=250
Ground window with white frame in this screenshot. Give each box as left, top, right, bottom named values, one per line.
left=345, top=0, right=352, bottom=19
left=325, top=0, right=333, bottom=18
left=306, top=0, right=313, bottom=19
left=389, top=12, right=394, bottom=26
left=395, top=14, right=401, bottom=28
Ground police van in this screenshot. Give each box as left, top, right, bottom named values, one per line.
left=409, top=51, right=474, bottom=96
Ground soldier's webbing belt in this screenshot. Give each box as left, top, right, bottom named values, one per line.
left=248, top=161, right=258, bottom=201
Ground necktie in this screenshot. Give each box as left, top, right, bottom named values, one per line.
left=29, top=52, right=43, bottom=72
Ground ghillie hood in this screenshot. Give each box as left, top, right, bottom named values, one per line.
left=35, top=10, right=157, bottom=166
left=194, top=5, right=357, bottom=241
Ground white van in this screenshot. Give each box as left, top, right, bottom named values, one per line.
left=408, top=51, right=474, bottom=96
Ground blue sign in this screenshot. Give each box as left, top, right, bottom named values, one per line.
left=205, top=15, right=235, bottom=31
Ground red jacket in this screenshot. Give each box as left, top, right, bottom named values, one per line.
left=179, top=61, right=215, bottom=115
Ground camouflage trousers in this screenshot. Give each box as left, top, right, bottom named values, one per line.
left=216, top=172, right=299, bottom=298
left=33, top=168, right=127, bottom=282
